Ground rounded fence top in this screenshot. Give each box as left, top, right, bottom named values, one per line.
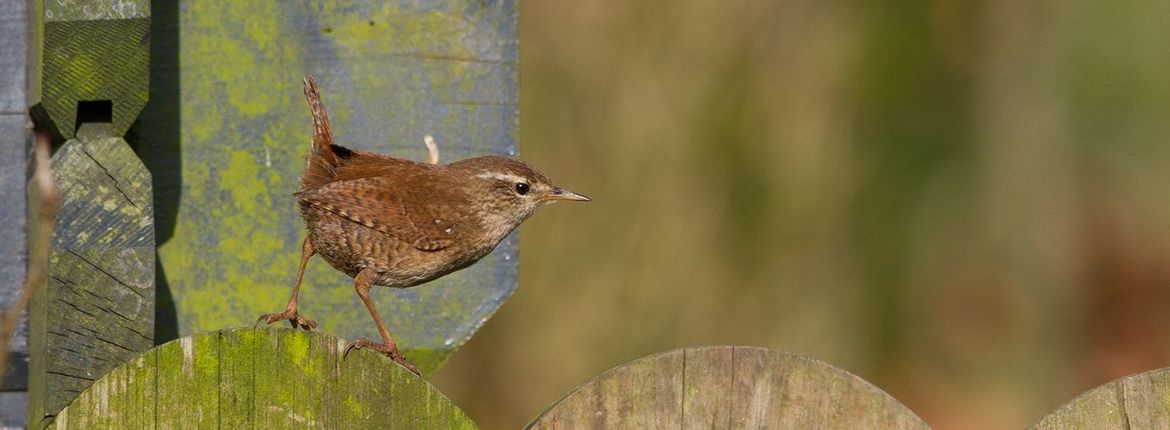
left=46, top=328, right=476, bottom=429
left=1031, top=367, right=1170, bottom=429
left=528, top=345, right=929, bottom=429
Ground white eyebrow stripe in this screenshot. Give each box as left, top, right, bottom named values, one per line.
left=476, top=172, right=527, bottom=183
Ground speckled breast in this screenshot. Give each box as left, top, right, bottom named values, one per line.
left=300, top=203, right=461, bottom=289
left=301, top=203, right=430, bottom=287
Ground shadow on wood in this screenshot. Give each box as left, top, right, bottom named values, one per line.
left=45, top=328, right=476, bottom=429
left=1030, top=368, right=1170, bottom=429
left=527, top=346, right=929, bottom=429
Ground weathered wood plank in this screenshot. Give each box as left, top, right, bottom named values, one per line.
left=45, top=328, right=476, bottom=429
left=27, top=123, right=155, bottom=428
left=0, top=3, right=31, bottom=427
left=218, top=328, right=257, bottom=429
left=682, top=345, right=734, bottom=426
left=528, top=346, right=929, bottom=430
left=0, top=0, right=28, bottom=114
left=0, top=115, right=29, bottom=394
left=33, top=0, right=150, bottom=139
left=44, top=0, right=150, bottom=21
left=52, top=352, right=155, bottom=430
left=1030, top=368, right=1170, bottom=429
left=136, top=0, right=519, bottom=376
left=154, top=334, right=219, bottom=427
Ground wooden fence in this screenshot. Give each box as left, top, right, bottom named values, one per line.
left=4, top=0, right=521, bottom=426
left=527, top=346, right=928, bottom=429
left=32, top=337, right=1170, bottom=428
left=0, top=0, right=33, bottom=424
left=46, top=328, right=474, bottom=429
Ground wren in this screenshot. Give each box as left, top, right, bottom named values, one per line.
left=257, top=76, right=589, bottom=375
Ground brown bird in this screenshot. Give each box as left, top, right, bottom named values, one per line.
left=257, top=76, right=589, bottom=374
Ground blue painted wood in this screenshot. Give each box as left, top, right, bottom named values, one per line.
left=133, top=1, right=519, bottom=375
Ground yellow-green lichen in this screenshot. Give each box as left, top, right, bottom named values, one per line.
left=158, top=1, right=517, bottom=378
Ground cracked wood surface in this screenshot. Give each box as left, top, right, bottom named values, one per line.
left=1031, top=368, right=1170, bottom=429
left=44, top=328, right=475, bottom=429
left=527, top=346, right=929, bottom=430
left=27, top=123, right=154, bottom=428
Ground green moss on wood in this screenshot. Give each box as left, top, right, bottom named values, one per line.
left=141, top=0, right=519, bottom=377
left=40, top=18, right=149, bottom=138
left=47, top=328, right=477, bottom=429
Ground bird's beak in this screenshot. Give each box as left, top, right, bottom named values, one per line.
left=544, top=187, right=591, bottom=203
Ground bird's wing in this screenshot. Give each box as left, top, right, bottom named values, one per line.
left=296, top=176, right=458, bottom=251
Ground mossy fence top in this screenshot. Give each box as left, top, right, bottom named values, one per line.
left=47, top=333, right=1170, bottom=429
left=46, top=328, right=474, bottom=430
left=49, top=332, right=927, bottom=429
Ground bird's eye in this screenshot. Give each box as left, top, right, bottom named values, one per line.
left=515, top=182, right=530, bottom=195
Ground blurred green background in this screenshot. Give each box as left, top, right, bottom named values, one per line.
left=428, top=0, right=1170, bottom=429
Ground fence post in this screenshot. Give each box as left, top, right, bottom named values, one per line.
left=0, top=0, right=32, bottom=427
left=1031, top=368, right=1170, bottom=428
left=25, top=1, right=153, bottom=427
left=44, top=328, right=476, bottom=429
left=528, top=346, right=929, bottom=429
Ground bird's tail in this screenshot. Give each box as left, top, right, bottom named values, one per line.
left=301, top=75, right=340, bottom=189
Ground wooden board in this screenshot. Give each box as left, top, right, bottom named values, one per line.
left=0, top=1, right=30, bottom=427
left=134, top=0, right=519, bottom=376
left=0, top=0, right=30, bottom=395
left=528, top=346, right=930, bottom=429
left=0, top=116, right=29, bottom=427
left=27, top=123, right=155, bottom=428
left=0, top=0, right=27, bottom=113
left=1031, top=368, right=1170, bottom=429
left=45, top=328, right=476, bottom=429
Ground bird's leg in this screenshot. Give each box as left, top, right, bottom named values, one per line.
left=343, top=268, right=421, bottom=375
left=423, top=135, right=439, bottom=164
left=255, top=237, right=319, bottom=330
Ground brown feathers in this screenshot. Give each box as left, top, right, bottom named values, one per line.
left=296, top=176, right=459, bottom=252
left=294, top=75, right=586, bottom=285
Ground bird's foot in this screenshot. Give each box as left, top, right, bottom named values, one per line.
left=254, top=308, right=318, bottom=331
left=344, top=337, right=421, bottom=376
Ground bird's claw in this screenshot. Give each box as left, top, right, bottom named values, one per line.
left=344, top=337, right=421, bottom=376
left=254, top=308, right=318, bottom=331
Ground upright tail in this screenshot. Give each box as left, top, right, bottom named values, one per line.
left=302, top=75, right=341, bottom=189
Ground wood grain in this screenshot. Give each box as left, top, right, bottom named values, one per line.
left=0, top=0, right=30, bottom=414
left=27, top=123, right=155, bottom=428
left=1031, top=368, right=1170, bottom=429
left=528, top=346, right=929, bottom=430
left=44, top=328, right=476, bottom=429
left=34, top=1, right=150, bottom=139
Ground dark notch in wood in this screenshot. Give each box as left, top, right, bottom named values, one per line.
left=74, top=100, right=113, bottom=130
